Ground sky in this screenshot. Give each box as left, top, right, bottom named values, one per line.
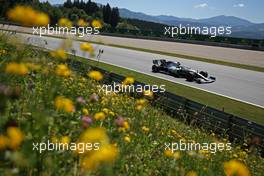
left=41, top=0, right=264, bottom=23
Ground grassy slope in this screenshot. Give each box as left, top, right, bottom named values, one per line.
left=77, top=57, right=264, bottom=125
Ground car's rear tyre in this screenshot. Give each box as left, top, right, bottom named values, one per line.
left=186, top=73, right=195, bottom=82
left=152, top=65, right=159, bottom=73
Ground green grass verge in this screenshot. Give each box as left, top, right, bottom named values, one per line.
left=75, top=57, right=264, bottom=125
left=1, top=27, right=264, bottom=72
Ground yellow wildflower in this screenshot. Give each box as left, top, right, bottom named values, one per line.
left=0, top=49, right=7, bottom=56
left=50, top=49, right=67, bottom=60
left=35, top=12, right=50, bottom=26
left=123, top=121, right=130, bottom=130
left=5, top=62, right=28, bottom=75
left=118, top=127, right=126, bottom=133
left=55, top=64, right=72, bottom=77
left=102, top=108, right=109, bottom=114
left=135, top=99, right=147, bottom=110
left=96, top=144, right=118, bottom=163
left=164, top=150, right=174, bottom=157
left=88, top=71, right=103, bottom=81
left=122, top=77, right=135, bottom=85
left=223, top=160, right=250, bottom=176
left=7, top=5, right=50, bottom=26
left=173, top=151, right=181, bottom=160
left=124, top=136, right=131, bottom=143
left=78, top=128, right=109, bottom=151
left=80, top=156, right=99, bottom=171
left=233, top=154, right=238, bottom=158
left=170, top=129, right=178, bottom=136
left=80, top=144, right=118, bottom=171
left=136, top=105, right=144, bottom=111
left=136, top=99, right=147, bottom=106
left=94, top=112, right=106, bottom=121
left=6, top=127, right=24, bottom=150
left=0, top=135, right=9, bottom=150
left=77, top=19, right=88, bottom=27
left=25, top=63, right=41, bottom=71
left=55, top=96, right=75, bottom=113
left=164, top=150, right=181, bottom=159
left=82, top=108, right=89, bottom=115
left=109, top=111, right=115, bottom=116
left=58, top=18, right=72, bottom=28
left=60, top=136, right=71, bottom=144
left=186, top=171, right=198, bottom=176
left=143, top=90, right=154, bottom=98
left=142, top=126, right=150, bottom=133
left=91, top=19, right=102, bottom=29
left=80, top=43, right=94, bottom=55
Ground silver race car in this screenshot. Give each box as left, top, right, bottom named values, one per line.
left=152, top=59, right=216, bottom=84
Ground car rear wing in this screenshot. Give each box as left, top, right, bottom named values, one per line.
left=153, top=59, right=166, bottom=65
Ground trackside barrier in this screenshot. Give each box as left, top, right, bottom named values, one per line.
left=68, top=59, right=264, bottom=155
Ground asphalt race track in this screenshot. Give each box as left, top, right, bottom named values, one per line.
left=16, top=33, right=264, bottom=107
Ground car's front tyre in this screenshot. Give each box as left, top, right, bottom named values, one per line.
left=196, top=78, right=202, bottom=84
left=199, top=71, right=208, bottom=77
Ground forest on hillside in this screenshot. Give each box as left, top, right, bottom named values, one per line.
left=0, top=0, right=120, bottom=28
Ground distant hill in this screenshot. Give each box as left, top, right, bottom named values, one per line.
left=195, top=15, right=253, bottom=27
left=119, top=8, right=255, bottom=27
left=119, top=8, right=264, bottom=39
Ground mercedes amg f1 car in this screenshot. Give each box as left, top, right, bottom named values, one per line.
left=152, top=59, right=216, bottom=84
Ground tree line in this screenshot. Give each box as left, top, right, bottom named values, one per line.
left=0, top=0, right=120, bottom=28
left=63, top=0, right=120, bottom=28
